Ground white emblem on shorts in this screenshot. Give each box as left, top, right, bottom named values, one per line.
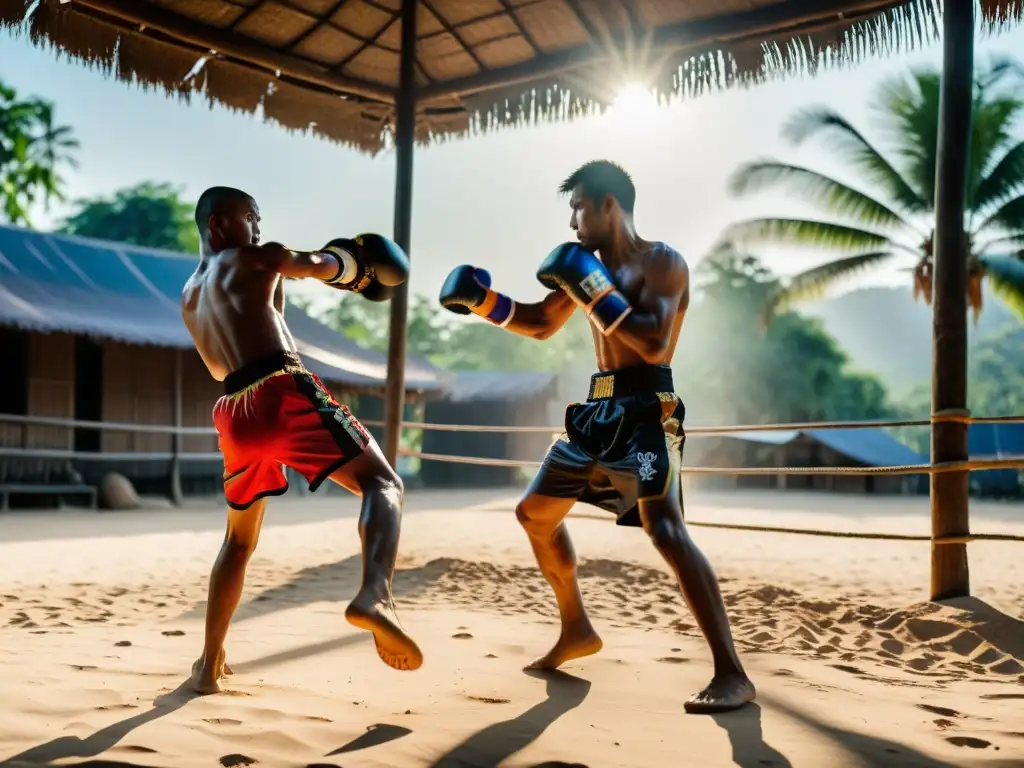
left=638, top=452, right=658, bottom=481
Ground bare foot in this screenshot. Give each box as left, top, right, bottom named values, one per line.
left=345, top=593, right=423, bottom=671
left=684, top=673, right=756, bottom=714
left=525, top=621, right=603, bottom=670
left=189, top=649, right=230, bottom=695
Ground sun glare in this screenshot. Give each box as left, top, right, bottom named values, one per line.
left=611, top=82, right=659, bottom=115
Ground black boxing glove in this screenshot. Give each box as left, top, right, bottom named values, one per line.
left=438, top=265, right=515, bottom=326
left=320, top=234, right=409, bottom=295
left=361, top=281, right=396, bottom=303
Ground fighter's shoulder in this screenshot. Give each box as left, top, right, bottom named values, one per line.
left=644, top=242, right=688, bottom=278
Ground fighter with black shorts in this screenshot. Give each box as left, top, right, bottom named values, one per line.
left=438, top=161, right=755, bottom=713
left=181, top=187, right=422, bottom=694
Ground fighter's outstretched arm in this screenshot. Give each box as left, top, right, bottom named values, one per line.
left=438, top=265, right=577, bottom=340
left=243, top=242, right=340, bottom=281
left=501, top=289, right=577, bottom=340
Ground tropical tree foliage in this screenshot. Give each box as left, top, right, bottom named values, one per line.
left=720, top=57, right=1024, bottom=322
left=0, top=81, right=78, bottom=226
left=59, top=182, right=200, bottom=252
left=675, top=248, right=896, bottom=427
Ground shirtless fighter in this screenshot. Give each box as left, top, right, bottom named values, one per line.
left=438, top=161, right=755, bottom=713
left=181, top=186, right=422, bottom=694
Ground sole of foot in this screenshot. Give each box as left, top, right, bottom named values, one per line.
left=345, top=601, right=423, bottom=672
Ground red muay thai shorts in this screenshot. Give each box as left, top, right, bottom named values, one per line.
left=212, top=351, right=371, bottom=510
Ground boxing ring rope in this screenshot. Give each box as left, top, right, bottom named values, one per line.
left=1, top=411, right=1023, bottom=545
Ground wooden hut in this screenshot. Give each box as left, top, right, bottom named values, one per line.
left=686, top=428, right=927, bottom=495
left=421, top=371, right=558, bottom=489
left=0, top=224, right=444, bottom=508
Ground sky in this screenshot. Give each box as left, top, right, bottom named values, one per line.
left=2, top=18, right=1023, bottom=309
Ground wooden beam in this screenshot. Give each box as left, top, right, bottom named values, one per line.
left=930, top=0, right=974, bottom=600
left=420, top=0, right=488, bottom=72
left=69, top=0, right=396, bottom=103
left=417, top=0, right=906, bottom=103
left=382, top=0, right=416, bottom=468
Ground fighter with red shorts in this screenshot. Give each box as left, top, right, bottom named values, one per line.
left=181, top=186, right=421, bottom=694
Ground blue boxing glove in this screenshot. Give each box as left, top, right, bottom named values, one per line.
left=438, top=265, right=516, bottom=326
left=537, top=243, right=632, bottom=335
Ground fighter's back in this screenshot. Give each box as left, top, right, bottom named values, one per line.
left=181, top=249, right=296, bottom=382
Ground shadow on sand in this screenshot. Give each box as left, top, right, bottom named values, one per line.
left=760, top=693, right=959, bottom=768
left=178, top=555, right=454, bottom=625
left=0, top=683, right=198, bottom=767
left=430, top=670, right=592, bottom=768
left=711, top=703, right=791, bottom=768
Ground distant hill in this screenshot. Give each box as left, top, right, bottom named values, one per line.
left=799, top=286, right=1017, bottom=396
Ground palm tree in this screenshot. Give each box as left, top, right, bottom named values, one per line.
left=0, top=81, right=78, bottom=226
left=719, top=57, right=1024, bottom=323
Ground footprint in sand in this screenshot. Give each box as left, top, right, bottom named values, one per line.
left=115, top=640, right=132, bottom=647
left=162, top=630, right=186, bottom=637
left=485, top=654, right=498, bottom=659
left=981, top=693, right=1024, bottom=700
left=946, top=736, right=991, bottom=749
left=468, top=695, right=511, bottom=704
left=918, top=704, right=961, bottom=718
left=98, top=704, right=139, bottom=711
left=933, top=719, right=956, bottom=729
left=829, top=664, right=867, bottom=676
left=220, top=755, right=258, bottom=767
left=204, top=718, right=243, bottom=726
left=452, top=632, right=473, bottom=639
left=656, top=657, right=688, bottom=664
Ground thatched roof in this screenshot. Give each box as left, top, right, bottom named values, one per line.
left=2, top=1, right=1022, bottom=154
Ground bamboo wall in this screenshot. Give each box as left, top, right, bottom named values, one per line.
left=101, top=342, right=174, bottom=452
left=181, top=351, right=222, bottom=454
left=25, top=332, right=75, bottom=451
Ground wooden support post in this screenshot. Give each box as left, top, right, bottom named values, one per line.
left=382, top=0, right=417, bottom=469
left=930, top=0, right=974, bottom=600
left=170, top=349, right=184, bottom=506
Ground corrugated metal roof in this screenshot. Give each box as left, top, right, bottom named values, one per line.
left=968, top=423, right=1024, bottom=457
left=444, top=371, right=558, bottom=403
left=805, top=428, right=926, bottom=467
left=0, top=224, right=442, bottom=391
left=967, top=423, right=1024, bottom=492
left=720, top=430, right=801, bottom=445
left=716, top=427, right=925, bottom=467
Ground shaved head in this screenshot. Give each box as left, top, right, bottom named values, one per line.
left=195, top=187, right=256, bottom=233
left=195, top=186, right=261, bottom=251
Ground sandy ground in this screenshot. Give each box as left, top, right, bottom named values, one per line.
left=0, top=487, right=1022, bottom=767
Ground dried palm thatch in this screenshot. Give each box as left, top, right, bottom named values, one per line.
left=2, top=0, right=1022, bottom=154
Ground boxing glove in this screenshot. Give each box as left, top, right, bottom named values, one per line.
left=537, top=243, right=632, bottom=334
left=320, top=234, right=409, bottom=296
left=439, top=265, right=515, bottom=326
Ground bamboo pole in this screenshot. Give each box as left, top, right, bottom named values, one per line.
left=382, top=0, right=417, bottom=469
left=930, top=0, right=974, bottom=600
